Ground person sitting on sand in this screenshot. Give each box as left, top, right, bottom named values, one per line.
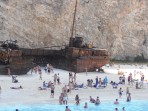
left=87, top=79, right=93, bottom=87
left=38, top=87, right=47, bottom=90
left=114, top=99, right=119, bottom=104
left=10, top=86, right=23, bottom=89
left=43, top=81, right=48, bottom=87
left=78, top=83, right=87, bottom=89
left=90, top=96, right=95, bottom=103
left=48, top=81, right=53, bottom=88
left=112, top=82, right=118, bottom=88
left=12, top=75, right=18, bottom=83
left=79, top=83, right=84, bottom=88
left=96, top=84, right=105, bottom=89
left=119, top=76, right=124, bottom=84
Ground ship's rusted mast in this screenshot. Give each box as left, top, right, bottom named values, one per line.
left=69, top=0, right=78, bottom=47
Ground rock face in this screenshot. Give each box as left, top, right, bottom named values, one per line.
left=0, top=0, right=148, bottom=60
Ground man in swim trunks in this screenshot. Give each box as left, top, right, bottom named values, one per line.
left=51, top=85, right=55, bottom=97
left=63, top=91, right=68, bottom=105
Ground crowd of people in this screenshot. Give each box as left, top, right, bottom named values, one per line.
left=0, top=63, right=147, bottom=111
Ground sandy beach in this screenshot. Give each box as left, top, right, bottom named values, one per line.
left=0, top=64, right=148, bottom=106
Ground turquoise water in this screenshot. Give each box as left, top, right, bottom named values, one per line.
left=0, top=101, right=148, bottom=111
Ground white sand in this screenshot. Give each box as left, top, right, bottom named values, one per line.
left=0, top=64, right=148, bottom=105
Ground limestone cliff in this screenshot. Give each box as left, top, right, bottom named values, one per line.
left=0, top=0, right=148, bottom=60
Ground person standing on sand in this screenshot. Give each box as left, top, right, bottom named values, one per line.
left=126, top=87, right=130, bottom=96
left=73, top=73, right=76, bottom=83
left=68, top=82, right=73, bottom=93
left=95, top=76, right=98, bottom=87
left=38, top=67, right=42, bottom=80
left=85, top=67, right=87, bottom=76
left=54, top=74, right=57, bottom=85
left=118, top=87, right=123, bottom=98
left=104, top=76, right=108, bottom=86
left=63, top=91, right=68, bottom=105
left=128, top=75, right=130, bottom=85
left=57, top=76, right=60, bottom=85
left=50, top=85, right=55, bottom=98
left=8, top=68, right=11, bottom=76
left=0, top=86, right=1, bottom=96
left=59, top=93, right=63, bottom=105
left=69, top=72, right=73, bottom=82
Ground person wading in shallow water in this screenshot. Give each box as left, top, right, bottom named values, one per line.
left=65, top=106, right=71, bottom=111
left=84, top=102, right=88, bottom=109
left=127, top=93, right=131, bottom=102
left=115, top=108, right=118, bottom=111
left=75, top=94, right=80, bottom=105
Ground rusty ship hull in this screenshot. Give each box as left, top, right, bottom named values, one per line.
left=0, top=44, right=109, bottom=75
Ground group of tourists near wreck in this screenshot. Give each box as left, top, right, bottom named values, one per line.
left=0, top=63, right=147, bottom=111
